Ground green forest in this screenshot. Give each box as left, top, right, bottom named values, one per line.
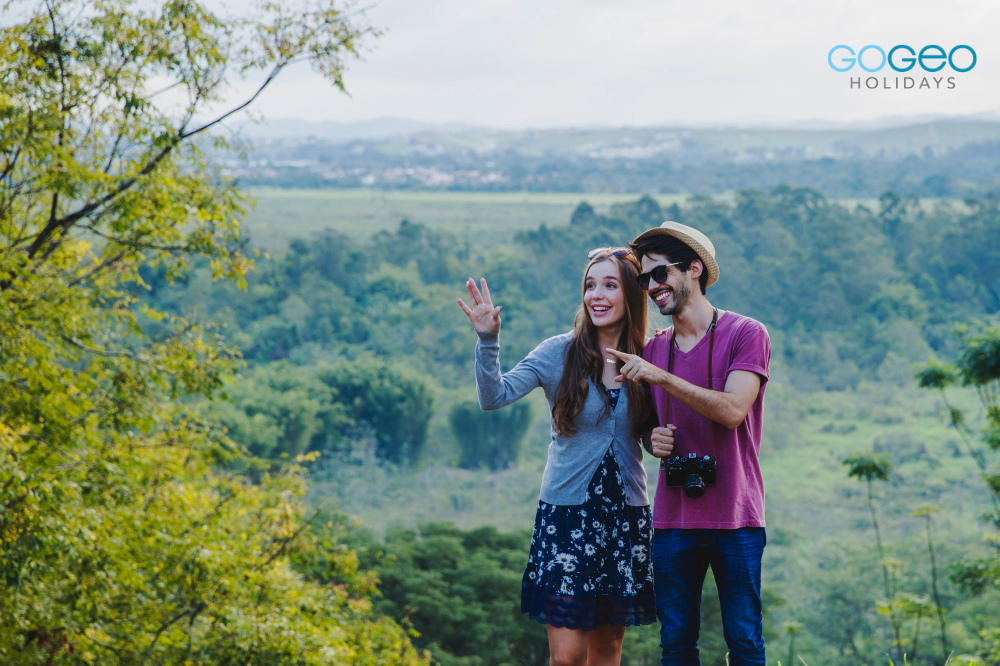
left=142, top=187, right=1000, bottom=664
left=2, top=1, right=1000, bottom=665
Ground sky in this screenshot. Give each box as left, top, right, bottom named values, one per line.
left=237, top=0, right=999, bottom=129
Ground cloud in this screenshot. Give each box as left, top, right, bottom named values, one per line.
left=236, top=0, right=1000, bottom=127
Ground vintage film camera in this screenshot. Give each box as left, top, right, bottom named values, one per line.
left=663, top=452, right=716, bottom=499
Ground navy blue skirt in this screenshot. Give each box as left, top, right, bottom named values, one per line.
left=521, top=447, right=657, bottom=630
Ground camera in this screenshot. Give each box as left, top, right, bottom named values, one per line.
left=663, top=453, right=716, bottom=499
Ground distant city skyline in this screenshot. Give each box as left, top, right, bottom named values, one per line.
left=223, top=0, right=999, bottom=130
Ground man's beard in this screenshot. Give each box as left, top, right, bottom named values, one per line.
left=657, top=282, right=691, bottom=316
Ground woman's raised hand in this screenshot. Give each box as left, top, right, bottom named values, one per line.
left=457, top=277, right=502, bottom=333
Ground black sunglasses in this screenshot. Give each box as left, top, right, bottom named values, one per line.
left=636, top=262, right=681, bottom=290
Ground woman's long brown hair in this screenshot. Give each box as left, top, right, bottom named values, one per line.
left=552, top=251, right=657, bottom=437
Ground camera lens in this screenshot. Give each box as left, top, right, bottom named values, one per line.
left=683, top=473, right=706, bottom=499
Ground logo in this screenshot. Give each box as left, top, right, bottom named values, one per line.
left=828, top=45, right=975, bottom=90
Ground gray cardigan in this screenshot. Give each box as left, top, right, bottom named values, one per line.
left=475, top=331, right=649, bottom=506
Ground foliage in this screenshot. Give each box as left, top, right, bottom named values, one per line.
left=911, top=504, right=950, bottom=664
left=915, top=360, right=958, bottom=391
left=955, top=327, right=1000, bottom=399
left=208, top=361, right=351, bottom=458
left=917, top=326, right=1000, bottom=602
left=449, top=399, right=532, bottom=470
left=0, top=421, right=426, bottom=664
left=135, top=164, right=1000, bottom=660
left=210, top=357, right=434, bottom=463
left=317, top=357, right=436, bottom=464
left=0, top=0, right=426, bottom=662
left=326, top=522, right=550, bottom=666
left=845, top=452, right=903, bottom=661
left=303, top=517, right=793, bottom=666
left=148, top=188, right=1000, bottom=397
left=845, top=453, right=894, bottom=483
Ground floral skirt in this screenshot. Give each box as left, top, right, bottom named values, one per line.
left=521, top=447, right=657, bottom=630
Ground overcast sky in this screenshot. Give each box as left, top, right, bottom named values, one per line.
left=239, top=0, right=998, bottom=128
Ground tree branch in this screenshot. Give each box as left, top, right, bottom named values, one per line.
left=180, top=63, right=285, bottom=140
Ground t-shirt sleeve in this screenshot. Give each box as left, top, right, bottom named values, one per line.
left=642, top=331, right=670, bottom=362
left=642, top=334, right=665, bottom=395
left=727, top=321, right=771, bottom=384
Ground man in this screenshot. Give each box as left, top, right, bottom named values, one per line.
left=607, top=221, right=770, bottom=665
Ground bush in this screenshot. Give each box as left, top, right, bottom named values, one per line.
left=209, top=361, right=350, bottom=458
left=334, top=522, right=549, bottom=666
left=449, top=400, right=533, bottom=471
left=318, top=358, right=435, bottom=464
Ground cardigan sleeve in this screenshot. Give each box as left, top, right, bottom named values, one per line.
left=475, top=331, right=561, bottom=410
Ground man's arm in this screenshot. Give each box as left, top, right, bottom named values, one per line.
left=607, top=348, right=761, bottom=430
left=654, top=369, right=760, bottom=430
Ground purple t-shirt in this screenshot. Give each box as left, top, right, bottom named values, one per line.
left=642, top=310, right=770, bottom=529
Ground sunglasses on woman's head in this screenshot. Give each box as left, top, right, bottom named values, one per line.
left=588, top=247, right=635, bottom=262
left=636, top=262, right=681, bottom=290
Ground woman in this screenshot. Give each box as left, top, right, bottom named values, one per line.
left=457, top=248, right=658, bottom=666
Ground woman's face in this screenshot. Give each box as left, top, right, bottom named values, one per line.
left=584, top=259, right=626, bottom=330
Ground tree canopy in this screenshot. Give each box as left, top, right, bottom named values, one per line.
left=0, top=0, right=426, bottom=662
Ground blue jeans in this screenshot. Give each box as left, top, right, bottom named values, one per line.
left=652, top=528, right=766, bottom=665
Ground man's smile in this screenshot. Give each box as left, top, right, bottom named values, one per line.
left=651, top=288, right=672, bottom=307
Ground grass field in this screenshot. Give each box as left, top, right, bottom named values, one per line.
left=241, top=188, right=961, bottom=253
left=243, top=188, right=690, bottom=251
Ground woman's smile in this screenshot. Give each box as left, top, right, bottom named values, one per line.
left=591, top=304, right=612, bottom=316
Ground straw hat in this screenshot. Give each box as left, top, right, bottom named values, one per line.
left=630, top=221, right=719, bottom=287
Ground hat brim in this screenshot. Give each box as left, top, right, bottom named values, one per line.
left=630, top=227, right=719, bottom=287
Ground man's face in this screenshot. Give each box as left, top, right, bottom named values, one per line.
left=641, top=252, right=691, bottom=316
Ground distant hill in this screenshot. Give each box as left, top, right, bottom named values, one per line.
left=236, top=115, right=1000, bottom=158
left=231, top=117, right=481, bottom=141
left=214, top=117, right=1000, bottom=196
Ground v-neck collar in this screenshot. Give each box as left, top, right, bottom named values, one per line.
left=670, top=310, right=726, bottom=357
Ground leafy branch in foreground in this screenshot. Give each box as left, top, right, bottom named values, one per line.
left=0, top=0, right=425, bottom=663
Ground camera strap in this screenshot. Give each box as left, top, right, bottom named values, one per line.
left=661, top=308, right=718, bottom=469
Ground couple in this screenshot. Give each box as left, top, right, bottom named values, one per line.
left=457, top=222, right=771, bottom=666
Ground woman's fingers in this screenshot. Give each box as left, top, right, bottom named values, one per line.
left=480, top=278, right=492, bottom=305
left=467, top=277, right=493, bottom=307
left=457, top=297, right=473, bottom=316
left=466, top=278, right=482, bottom=306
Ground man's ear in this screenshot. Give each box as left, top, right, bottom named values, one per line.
left=688, top=259, right=704, bottom=280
